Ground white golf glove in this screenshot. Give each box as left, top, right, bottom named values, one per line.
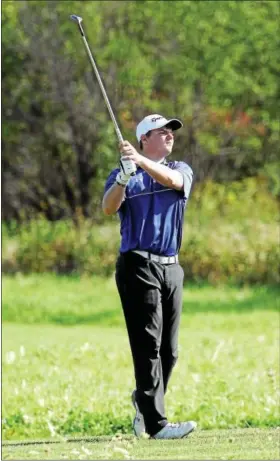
left=116, top=158, right=136, bottom=187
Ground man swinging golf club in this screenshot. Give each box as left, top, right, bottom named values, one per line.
left=69, top=12, right=196, bottom=440
left=103, top=114, right=197, bottom=439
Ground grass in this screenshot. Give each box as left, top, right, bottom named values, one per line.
left=2, top=274, right=280, bottom=325
left=2, top=429, right=280, bottom=460
left=2, top=275, right=280, bottom=459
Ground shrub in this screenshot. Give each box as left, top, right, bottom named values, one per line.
left=2, top=178, right=279, bottom=284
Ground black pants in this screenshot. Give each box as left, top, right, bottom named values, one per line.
left=115, top=251, right=184, bottom=436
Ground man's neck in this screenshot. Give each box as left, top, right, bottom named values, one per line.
left=142, top=152, right=167, bottom=163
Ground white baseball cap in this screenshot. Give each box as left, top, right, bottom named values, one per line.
left=136, top=114, right=183, bottom=142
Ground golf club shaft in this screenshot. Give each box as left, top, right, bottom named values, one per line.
left=75, top=20, right=124, bottom=143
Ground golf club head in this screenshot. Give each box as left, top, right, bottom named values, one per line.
left=70, top=14, right=83, bottom=24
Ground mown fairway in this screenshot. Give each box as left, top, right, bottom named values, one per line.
left=3, top=429, right=279, bottom=460
left=2, top=275, right=280, bottom=460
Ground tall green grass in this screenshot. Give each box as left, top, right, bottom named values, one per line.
left=2, top=178, right=279, bottom=284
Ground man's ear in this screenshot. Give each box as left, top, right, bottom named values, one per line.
left=141, top=134, right=147, bottom=146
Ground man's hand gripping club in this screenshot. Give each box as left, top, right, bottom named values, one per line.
left=116, top=156, right=136, bottom=187
left=116, top=141, right=139, bottom=187
left=102, top=142, right=137, bottom=215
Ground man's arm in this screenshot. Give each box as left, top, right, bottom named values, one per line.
left=102, top=182, right=126, bottom=215
left=137, top=156, right=184, bottom=191
left=119, top=141, right=184, bottom=191
left=102, top=162, right=134, bottom=215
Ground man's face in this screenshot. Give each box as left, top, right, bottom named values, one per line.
left=142, top=127, right=174, bottom=156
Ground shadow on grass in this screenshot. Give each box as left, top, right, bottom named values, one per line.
left=2, top=435, right=131, bottom=446
left=49, top=309, right=124, bottom=326
left=3, top=282, right=279, bottom=326
left=47, top=286, right=280, bottom=326
left=182, top=285, right=280, bottom=314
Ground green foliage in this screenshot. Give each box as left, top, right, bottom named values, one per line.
left=2, top=178, right=279, bottom=284
left=2, top=0, right=280, bottom=220
left=179, top=178, right=279, bottom=284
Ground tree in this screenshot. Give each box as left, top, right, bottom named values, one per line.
left=2, top=0, right=279, bottom=221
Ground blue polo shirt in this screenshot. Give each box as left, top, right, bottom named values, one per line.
left=104, top=160, right=193, bottom=256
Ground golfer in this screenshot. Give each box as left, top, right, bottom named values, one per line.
left=102, top=114, right=196, bottom=439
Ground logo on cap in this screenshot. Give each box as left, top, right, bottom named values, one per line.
left=151, top=116, right=163, bottom=122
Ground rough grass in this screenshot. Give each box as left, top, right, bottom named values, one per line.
left=2, top=275, right=279, bottom=445
left=2, top=274, right=279, bottom=325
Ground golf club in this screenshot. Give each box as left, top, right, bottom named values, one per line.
left=70, top=14, right=136, bottom=175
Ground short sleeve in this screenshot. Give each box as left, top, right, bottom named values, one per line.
left=173, top=161, right=193, bottom=199
left=104, top=168, right=120, bottom=194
